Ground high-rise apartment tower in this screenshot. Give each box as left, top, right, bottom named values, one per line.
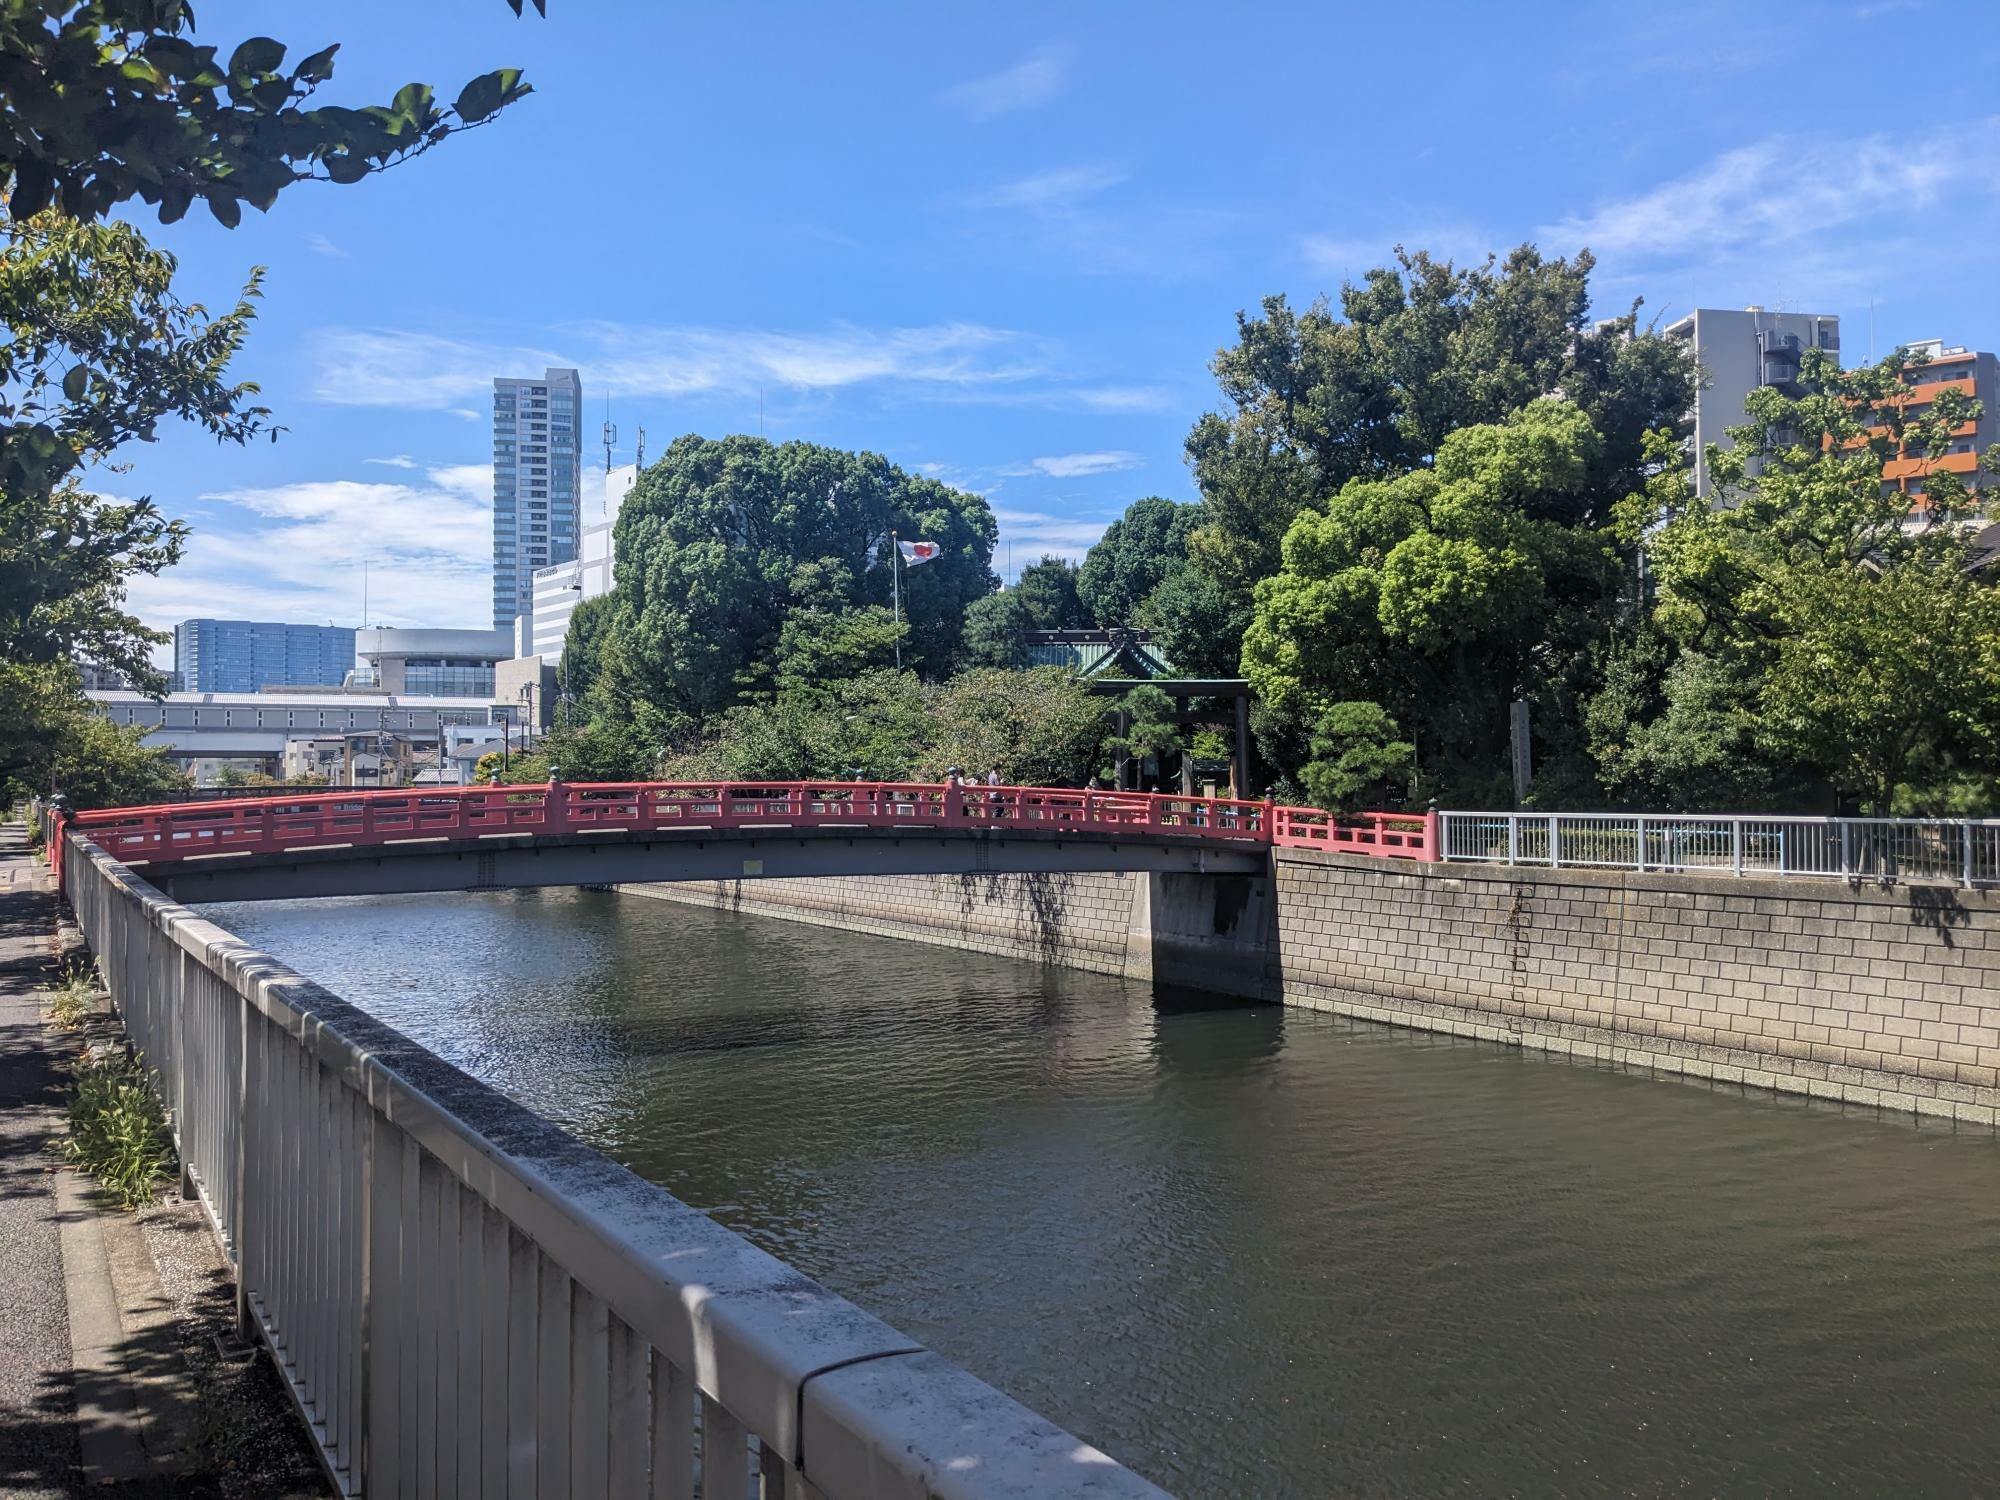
left=492, top=368, right=582, bottom=631
left=1664, top=307, right=1841, bottom=496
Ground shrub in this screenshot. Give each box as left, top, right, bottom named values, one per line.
left=63, top=1050, right=176, bottom=1210
left=45, top=958, right=97, bottom=1030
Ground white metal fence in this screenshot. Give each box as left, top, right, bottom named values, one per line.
left=63, top=833, right=1172, bottom=1500
left=1440, top=812, right=2000, bottom=887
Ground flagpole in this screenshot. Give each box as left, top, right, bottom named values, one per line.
left=891, top=529, right=902, bottom=668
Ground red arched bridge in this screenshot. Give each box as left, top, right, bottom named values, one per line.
left=58, top=781, right=1438, bottom=903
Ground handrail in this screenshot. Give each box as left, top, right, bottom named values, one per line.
left=1438, top=810, right=2000, bottom=888
left=61, top=830, right=1176, bottom=1498
left=66, top=781, right=1443, bottom=867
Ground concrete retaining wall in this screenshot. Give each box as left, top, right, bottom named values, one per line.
left=623, top=852, right=2000, bottom=1125
left=1271, top=851, right=2000, bottom=1125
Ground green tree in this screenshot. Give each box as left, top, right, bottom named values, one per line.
left=504, top=716, right=661, bottom=786
left=0, top=661, right=185, bottom=808
left=1183, top=244, right=1691, bottom=637
left=598, top=435, right=996, bottom=722
left=1638, top=347, right=2000, bottom=811
left=1300, top=701, right=1414, bottom=813
left=655, top=671, right=929, bottom=783
left=959, top=590, right=1031, bottom=668
left=1107, top=684, right=1185, bottom=783
left=1243, top=401, right=1625, bottom=801
left=0, top=2, right=535, bottom=224
left=1012, top=555, right=1090, bottom=629
left=1077, top=498, right=1201, bottom=624
left=925, top=668, right=1108, bottom=786
left=1584, top=635, right=1815, bottom=811
left=0, top=214, right=274, bottom=685
left=773, top=602, right=905, bottom=696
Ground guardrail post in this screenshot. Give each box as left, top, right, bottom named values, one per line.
left=1964, top=819, right=1976, bottom=890
left=1635, top=815, right=1648, bottom=873
left=1731, top=818, right=1744, bottom=877
left=1506, top=814, right=1519, bottom=865
left=1839, top=819, right=1852, bottom=878
left=1547, top=814, right=1559, bottom=868
left=1422, top=805, right=1440, bottom=862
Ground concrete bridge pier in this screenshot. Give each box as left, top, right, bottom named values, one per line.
left=1122, top=870, right=1274, bottom=1000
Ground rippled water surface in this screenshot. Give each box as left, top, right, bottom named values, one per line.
left=207, top=888, right=2000, bottom=1498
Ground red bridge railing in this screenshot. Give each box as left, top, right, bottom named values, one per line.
left=60, top=781, right=1437, bottom=870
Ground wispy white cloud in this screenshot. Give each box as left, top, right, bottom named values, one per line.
left=364, top=454, right=417, bottom=469
left=1022, top=451, right=1142, bottom=478
left=1542, top=126, right=1995, bottom=263
left=127, top=464, right=495, bottom=634
left=993, top=507, right=1114, bottom=570
left=1070, top=385, right=1176, bottom=414
left=962, top=165, right=1127, bottom=213
left=940, top=48, right=1070, bottom=121
left=955, top=163, right=1228, bottom=279
left=305, top=231, right=348, bottom=258
left=311, top=322, right=1054, bottom=410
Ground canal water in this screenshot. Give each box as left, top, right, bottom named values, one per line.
left=206, top=888, right=2000, bottom=1498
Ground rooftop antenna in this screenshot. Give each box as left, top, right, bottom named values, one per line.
left=601, top=394, right=617, bottom=522
left=635, top=423, right=645, bottom=471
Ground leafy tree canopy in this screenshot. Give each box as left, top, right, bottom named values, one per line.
left=0, top=661, right=186, bottom=808
left=1633, top=348, right=2000, bottom=810
left=1077, top=497, right=1201, bottom=626
left=1243, top=400, right=1624, bottom=802
left=1012, top=555, right=1090, bottom=630
left=960, top=590, right=1031, bottom=669
left=593, top=434, right=996, bottom=723
left=1301, top=701, right=1414, bottom=813
left=0, top=0, right=536, bottom=224
left=1186, top=245, right=1691, bottom=595
left=0, top=213, right=266, bottom=685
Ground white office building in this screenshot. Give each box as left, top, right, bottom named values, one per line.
left=1664, top=307, right=1841, bottom=495
left=528, top=463, right=637, bottom=659
left=492, top=368, right=583, bottom=630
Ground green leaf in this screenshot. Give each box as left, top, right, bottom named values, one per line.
left=62, top=365, right=90, bottom=401
left=9, top=158, right=53, bottom=218
left=294, top=43, right=339, bottom=84
left=453, top=70, right=510, bottom=124
left=322, top=152, right=371, bottom=185
left=391, top=81, right=435, bottom=123
left=228, top=37, right=286, bottom=78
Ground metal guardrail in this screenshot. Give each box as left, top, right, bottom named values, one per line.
left=63, top=780, right=1439, bottom=870
left=1440, top=811, right=2000, bottom=888
left=61, top=832, right=1173, bottom=1499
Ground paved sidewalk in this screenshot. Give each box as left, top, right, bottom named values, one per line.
left=0, top=822, right=80, bottom=1499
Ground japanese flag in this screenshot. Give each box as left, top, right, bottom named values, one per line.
left=897, top=540, right=941, bottom=565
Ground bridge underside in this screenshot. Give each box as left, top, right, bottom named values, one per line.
left=144, top=823, right=1271, bottom=904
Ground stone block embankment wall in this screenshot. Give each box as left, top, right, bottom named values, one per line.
left=623, top=871, right=1147, bottom=975
left=621, top=852, right=2000, bottom=1124
left=623, top=866, right=1277, bottom=995
left=1273, top=851, right=2000, bottom=1125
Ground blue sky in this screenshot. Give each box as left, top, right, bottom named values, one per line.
left=116, top=0, right=2000, bottom=638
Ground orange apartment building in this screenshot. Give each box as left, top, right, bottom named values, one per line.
left=1878, top=338, right=1997, bottom=510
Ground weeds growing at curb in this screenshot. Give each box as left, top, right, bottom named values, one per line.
left=63, top=1049, right=177, bottom=1210
left=45, top=958, right=98, bottom=1030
